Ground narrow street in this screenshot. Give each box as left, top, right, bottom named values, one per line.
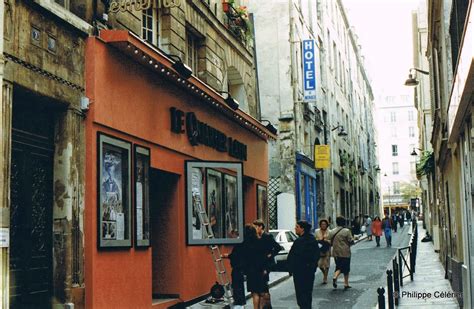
left=269, top=224, right=412, bottom=308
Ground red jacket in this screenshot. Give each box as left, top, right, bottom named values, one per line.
left=372, top=220, right=383, bottom=236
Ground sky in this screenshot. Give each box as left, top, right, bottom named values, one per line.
left=342, top=0, right=420, bottom=97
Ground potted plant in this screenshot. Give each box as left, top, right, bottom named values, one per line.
left=222, top=0, right=234, bottom=13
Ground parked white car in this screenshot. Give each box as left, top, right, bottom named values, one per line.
left=269, top=229, right=298, bottom=265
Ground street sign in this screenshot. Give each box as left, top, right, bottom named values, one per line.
left=315, top=145, right=330, bottom=169
left=302, top=40, right=316, bottom=101
left=0, top=228, right=9, bottom=248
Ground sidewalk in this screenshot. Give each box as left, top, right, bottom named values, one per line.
left=389, top=221, right=460, bottom=308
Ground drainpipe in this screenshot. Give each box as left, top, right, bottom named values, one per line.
left=0, top=0, right=9, bottom=308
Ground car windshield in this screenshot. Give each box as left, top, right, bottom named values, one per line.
left=285, top=231, right=297, bottom=242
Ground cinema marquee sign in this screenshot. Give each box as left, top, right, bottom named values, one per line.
left=109, top=0, right=152, bottom=13
left=170, top=107, right=248, bottom=161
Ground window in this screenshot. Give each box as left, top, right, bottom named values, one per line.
left=391, top=127, right=397, bottom=138
left=409, top=126, right=415, bottom=137
left=390, top=111, right=396, bottom=122
left=392, top=145, right=398, bottom=156
left=392, top=162, right=399, bottom=175
left=142, top=7, right=159, bottom=46
left=186, top=32, right=200, bottom=74
left=393, top=182, right=400, bottom=194
left=408, top=110, right=414, bottom=121
left=55, top=0, right=70, bottom=9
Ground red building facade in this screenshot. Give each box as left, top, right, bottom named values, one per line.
left=84, top=30, right=273, bottom=308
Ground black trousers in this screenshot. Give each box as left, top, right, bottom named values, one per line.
left=293, top=269, right=315, bottom=309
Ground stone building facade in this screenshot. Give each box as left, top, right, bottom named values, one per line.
left=251, top=0, right=379, bottom=230
left=413, top=1, right=474, bottom=307
left=0, top=1, right=92, bottom=308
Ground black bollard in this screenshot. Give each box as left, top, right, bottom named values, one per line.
left=387, top=269, right=394, bottom=309
left=392, top=258, right=400, bottom=305
left=398, top=250, right=404, bottom=287
left=377, top=287, right=386, bottom=309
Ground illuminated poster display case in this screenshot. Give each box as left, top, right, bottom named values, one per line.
left=186, top=161, right=243, bottom=245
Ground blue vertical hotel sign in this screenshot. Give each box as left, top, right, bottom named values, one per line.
left=302, top=39, right=316, bottom=101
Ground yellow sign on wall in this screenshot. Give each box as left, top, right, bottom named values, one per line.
left=314, top=145, right=331, bottom=169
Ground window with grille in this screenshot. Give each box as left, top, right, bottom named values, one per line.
left=142, top=7, right=159, bottom=46
left=408, top=110, right=414, bottom=121
left=392, top=145, right=398, bottom=156
left=409, top=126, right=415, bottom=137
left=186, top=32, right=199, bottom=74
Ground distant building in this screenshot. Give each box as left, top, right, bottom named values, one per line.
left=376, top=94, right=419, bottom=215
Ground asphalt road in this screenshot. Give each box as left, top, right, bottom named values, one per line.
left=268, top=223, right=413, bottom=309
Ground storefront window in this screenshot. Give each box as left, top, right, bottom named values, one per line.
left=186, top=161, right=244, bottom=245
left=299, top=173, right=306, bottom=220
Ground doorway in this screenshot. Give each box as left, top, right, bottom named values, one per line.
left=151, top=169, right=180, bottom=300
left=9, top=95, right=55, bottom=308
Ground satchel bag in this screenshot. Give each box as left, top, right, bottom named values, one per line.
left=329, top=227, right=344, bottom=246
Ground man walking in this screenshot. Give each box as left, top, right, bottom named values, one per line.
left=288, top=220, right=320, bottom=309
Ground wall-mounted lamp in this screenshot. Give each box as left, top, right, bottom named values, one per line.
left=331, top=125, right=348, bottom=137
left=168, top=54, right=193, bottom=79
left=410, top=147, right=423, bottom=156
left=404, top=68, right=429, bottom=86
left=218, top=91, right=239, bottom=110
left=260, top=120, right=278, bottom=135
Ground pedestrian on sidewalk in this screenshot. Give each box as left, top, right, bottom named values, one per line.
left=398, top=212, right=404, bottom=228
left=329, top=216, right=354, bottom=290
left=364, top=215, right=373, bottom=241
left=223, top=224, right=257, bottom=308
left=315, top=219, right=331, bottom=284
left=372, top=216, right=383, bottom=247
left=382, top=214, right=393, bottom=247
left=252, top=219, right=282, bottom=308
left=288, top=220, right=320, bottom=309
left=391, top=213, right=398, bottom=233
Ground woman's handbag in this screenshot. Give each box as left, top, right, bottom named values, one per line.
left=261, top=292, right=272, bottom=309
left=318, top=240, right=331, bottom=253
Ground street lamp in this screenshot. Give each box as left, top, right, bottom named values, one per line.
left=410, top=147, right=423, bottom=156
left=404, top=68, right=429, bottom=86
left=331, top=125, right=348, bottom=137
left=383, top=173, right=392, bottom=216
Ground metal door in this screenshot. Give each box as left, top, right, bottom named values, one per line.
left=9, top=100, right=54, bottom=308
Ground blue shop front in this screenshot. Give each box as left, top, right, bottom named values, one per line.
left=295, top=153, right=318, bottom=228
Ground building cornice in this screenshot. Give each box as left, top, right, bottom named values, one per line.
left=98, top=30, right=276, bottom=141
